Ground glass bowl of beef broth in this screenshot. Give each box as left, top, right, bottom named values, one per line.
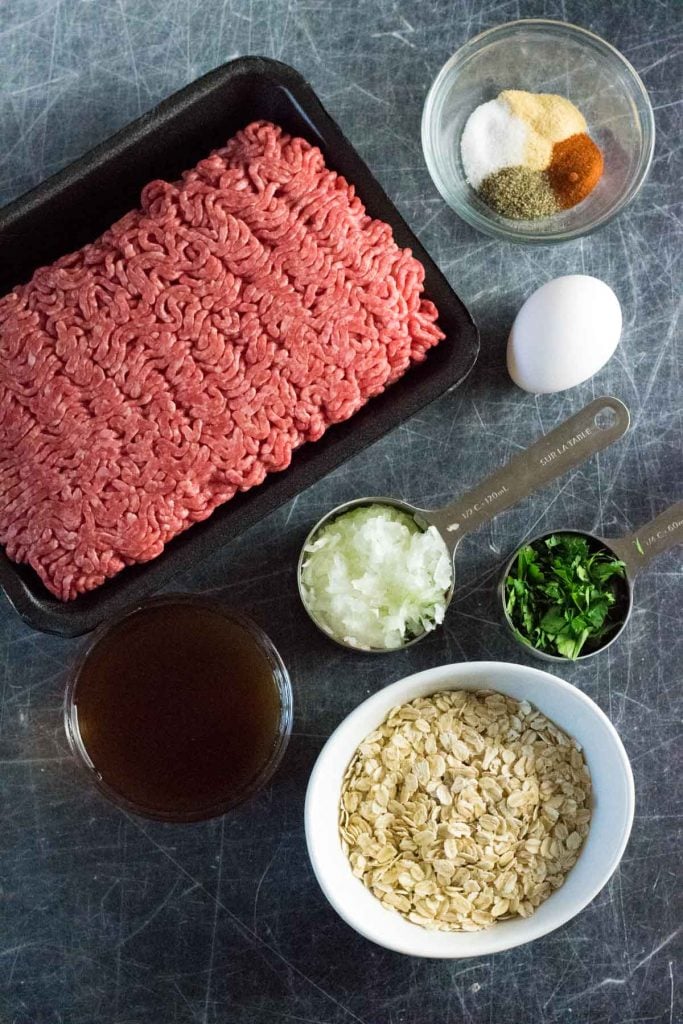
left=64, top=595, right=293, bottom=822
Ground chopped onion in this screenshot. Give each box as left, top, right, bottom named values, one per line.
left=300, top=504, right=453, bottom=650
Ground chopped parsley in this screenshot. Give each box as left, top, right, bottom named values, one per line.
left=504, top=533, right=628, bottom=660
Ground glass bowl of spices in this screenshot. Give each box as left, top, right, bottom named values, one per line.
left=422, top=19, right=655, bottom=244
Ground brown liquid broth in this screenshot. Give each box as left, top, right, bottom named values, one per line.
left=72, top=603, right=282, bottom=815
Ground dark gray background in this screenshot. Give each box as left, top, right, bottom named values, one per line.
left=1, top=1, right=681, bottom=1022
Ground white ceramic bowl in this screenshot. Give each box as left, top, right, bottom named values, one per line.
left=305, top=661, right=634, bottom=957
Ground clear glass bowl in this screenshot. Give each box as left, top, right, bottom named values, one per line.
left=64, top=595, right=293, bottom=822
left=422, top=20, right=655, bottom=244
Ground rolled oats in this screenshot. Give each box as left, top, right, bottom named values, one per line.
left=339, top=689, right=592, bottom=932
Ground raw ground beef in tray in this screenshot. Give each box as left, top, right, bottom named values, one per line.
left=0, top=120, right=444, bottom=600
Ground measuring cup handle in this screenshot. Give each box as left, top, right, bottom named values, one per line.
left=428, top=396, right=630, bottom=547
left=608, top=500, right=683, bottom=577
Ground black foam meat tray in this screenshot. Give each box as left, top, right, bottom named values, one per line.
left=0, top=56, right=479, bottom=636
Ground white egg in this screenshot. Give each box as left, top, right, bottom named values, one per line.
left=507, top=275, right=622, bottom=394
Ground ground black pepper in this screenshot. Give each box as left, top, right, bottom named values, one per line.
left=478, top=166, right=560, bottom=220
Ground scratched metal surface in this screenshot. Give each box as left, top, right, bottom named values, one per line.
left=0, top=2, right=681, bottom=1023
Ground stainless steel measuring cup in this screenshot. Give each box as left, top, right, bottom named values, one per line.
left=298, top=396, right=630, bottom=651
left=500, top=500, right=683, bottom=663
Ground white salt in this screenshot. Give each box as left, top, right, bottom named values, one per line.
left=460, top=98, right=528, bottom=188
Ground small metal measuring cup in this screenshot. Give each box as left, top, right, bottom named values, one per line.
left=298, top=396, right=630, bottom=652
left=500, top=500, right=683, bottom=663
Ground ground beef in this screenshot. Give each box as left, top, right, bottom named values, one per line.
left=0, top=120, right=444, bottom=600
